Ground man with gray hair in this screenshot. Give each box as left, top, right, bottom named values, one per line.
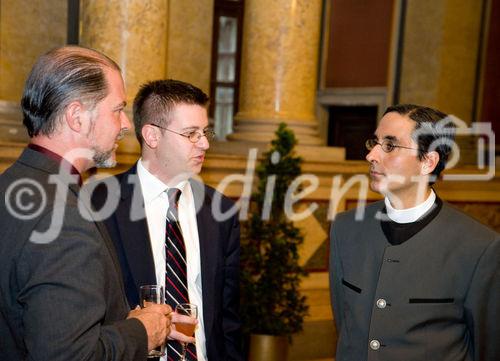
left=0, top=46, right=194, bottom=360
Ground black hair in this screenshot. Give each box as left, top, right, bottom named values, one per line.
left=133, top=79, right=209, bottom=145
left=384, top=104, right=456, bottom=183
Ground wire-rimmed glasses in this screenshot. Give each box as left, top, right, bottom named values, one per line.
left=150, top=124, right=215, bottom=143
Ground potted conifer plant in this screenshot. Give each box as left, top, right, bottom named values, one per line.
left=240, top=123, right=308, bottom=361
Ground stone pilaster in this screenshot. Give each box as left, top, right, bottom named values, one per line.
left=400, top=0, right=482, bottom=122
left=166, top=0, right=214, bottom=94
left=229, top=0, right=323, bottom=145
left=80, top=0, right=168, bottom=103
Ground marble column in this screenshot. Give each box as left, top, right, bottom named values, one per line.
left=400, top=0, right=482, bottom=122
left=0, top=0, right=66, bottom=147
left=229, top=0, right=323, bottom=145
left=166, top=0, right=214, bottom=95
left=80, top=0, right=168, bottom=103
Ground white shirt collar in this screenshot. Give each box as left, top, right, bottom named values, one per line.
left=385, top=189, right=436, bottom=224
left=137, top=159, right=188, bottom=204
left=136, top=159, right=205, bottom=360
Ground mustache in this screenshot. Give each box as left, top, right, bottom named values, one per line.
left=116, top=128, right=127, bottom=141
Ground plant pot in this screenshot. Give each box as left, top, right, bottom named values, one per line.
left=248, top=334, right=289, bottom=361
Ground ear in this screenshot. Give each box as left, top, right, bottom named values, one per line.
left=142, top=124, right=161, bottom=149
left=64, top=101, right=85, bottom=132
left=421, top=151, right=439, bottom=175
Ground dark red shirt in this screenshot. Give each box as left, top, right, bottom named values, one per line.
left=28, top=144, right=83, bottom=186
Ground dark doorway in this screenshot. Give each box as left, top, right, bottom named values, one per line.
left=327, top=105, right=378, bottom=160
left=67, top=0, right=80, bottom=44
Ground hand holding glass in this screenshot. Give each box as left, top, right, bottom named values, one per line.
left=140, top=285, right=166, bottom=358
left=175, top=303, right=198, bottom=361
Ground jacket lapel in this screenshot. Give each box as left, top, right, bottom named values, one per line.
left=20, top=148, right=129, bottom=297
left=92, top=210, right=127, bottom=295
left=116, top=167, right=157, bottom=295
left=79, top=186, right=124, bottom=287
left=191, top=180, right=217, bottom=340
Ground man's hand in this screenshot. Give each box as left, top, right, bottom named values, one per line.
left=128, top=304, right=173, bottom=351
left=168, top=312, right=198, bottom=343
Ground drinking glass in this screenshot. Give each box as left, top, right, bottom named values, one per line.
left=140, top=285, right=165, bottom=358
left=174, top=303, right=198, bottom=361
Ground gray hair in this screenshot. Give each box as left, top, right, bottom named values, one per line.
left=21, top=45, right=121, bottom=137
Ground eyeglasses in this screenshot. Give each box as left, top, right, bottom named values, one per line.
left=150, top=124, right=216, bottom=143
left=365, top=139, right=420, bottom=153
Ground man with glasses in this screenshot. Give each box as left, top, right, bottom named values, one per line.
left=92, top=79, right=243, bottom=361
left=329, top=104, right=499, bottom=361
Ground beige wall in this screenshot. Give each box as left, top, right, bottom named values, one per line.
left=0, top=0, right=67, bottom=101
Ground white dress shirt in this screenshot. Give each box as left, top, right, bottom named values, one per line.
left=385, top=189, right=436, bottom=224
left=137, top=159, right=207, bottom=361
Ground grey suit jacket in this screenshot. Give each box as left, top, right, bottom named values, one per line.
left=329, top=200, right=500, bottom=361
left=0, top=148, right=148, bottom=361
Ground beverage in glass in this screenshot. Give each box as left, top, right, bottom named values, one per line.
left=140, top=285, right=166, bottom=358
left=174, top=303, right=198, bottom=361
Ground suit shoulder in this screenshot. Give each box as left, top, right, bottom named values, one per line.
left=333, top=200, right=384, bottom=225
left=204, top=183, right=235, bottom=204
left=1, top=158, right=44, bottom=185
left=87, top=169, right=134, bottom=208
left=440, top=202, right=499, bottom=241
left=1, top=160, right=60, bottom=206
left=190, top=179, right=235, bottom=206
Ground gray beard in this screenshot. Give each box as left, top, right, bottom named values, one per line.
left=92, top=148, right=116, bottom=168
left=90, top=129, right=126, bottom=168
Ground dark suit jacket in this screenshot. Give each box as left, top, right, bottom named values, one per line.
left=91, top=164, right=243, bottom=361
left=329, top=200, right=500, bottom=361
left=0, top=148, right=148, bottom=361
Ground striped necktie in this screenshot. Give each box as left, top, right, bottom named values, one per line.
left=165, top=188, right=197, bottom=360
